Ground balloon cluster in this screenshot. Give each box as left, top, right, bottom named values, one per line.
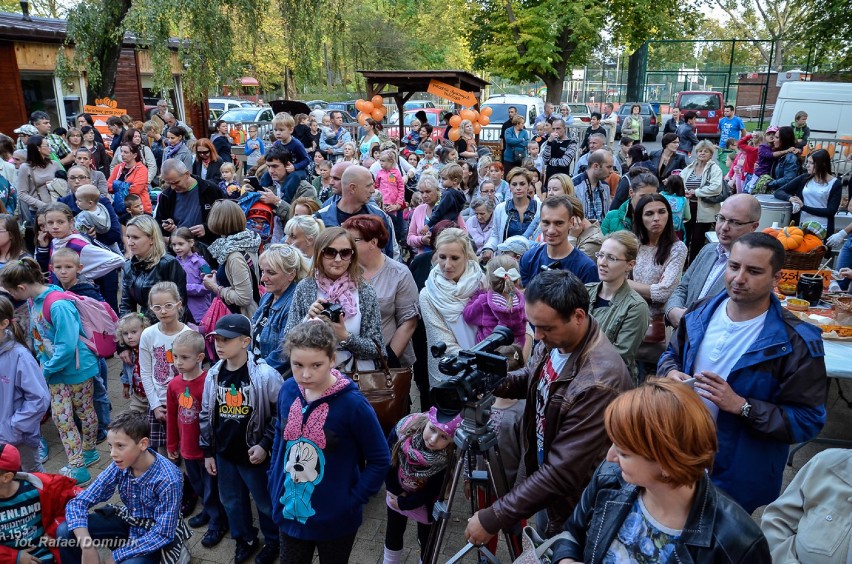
left=446, top=107, right=492, bottom=141
left=355, top=96, right=387, bottom=125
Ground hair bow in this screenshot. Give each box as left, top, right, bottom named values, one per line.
left=493, top=267, right=520, bottom=282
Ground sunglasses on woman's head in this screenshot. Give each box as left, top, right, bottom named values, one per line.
left=321, top=247, right=353, bottom=260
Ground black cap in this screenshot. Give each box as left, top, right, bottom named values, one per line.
left=210, top=314, right=252, bottom=339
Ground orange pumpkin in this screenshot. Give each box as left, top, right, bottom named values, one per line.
left=178, top=387, right=193, bottom=409
left=777, top=227, right=804, bottom=250
left=763, top=227, right=781, bottom=237
left=225, top=384, right=242, bottom=407
left=796, top=234, right=823, bottom=253
left=165, top=349, right=174, bottom=363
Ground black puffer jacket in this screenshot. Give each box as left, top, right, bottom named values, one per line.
left=551, top=461, right=771, bottom=564
left=120, top=254, right=188, bottom=322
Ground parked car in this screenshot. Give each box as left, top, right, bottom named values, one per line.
left=209, top=97, right=257, bottom=114
left=326, top=101, right=359, bottom=120
left=217, top=106, right=275, bottom=141
left=404, top=100, right=436, bottom=111
left=387, top=109, right=446, bottom=143
left=675, top=91, right=724, bottom=140
left=615, top=103, right=660, bottom=142
left=305, top=99, right=328, bottom=110
left=565, top=103, right=592, bottom=124
left=480, top=94, right=545, bottom=144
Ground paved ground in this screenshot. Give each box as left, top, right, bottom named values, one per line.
left=39, top=357, right=852, bottom=563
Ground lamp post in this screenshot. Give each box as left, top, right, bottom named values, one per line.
left=20, top=0, right=31, bottom=20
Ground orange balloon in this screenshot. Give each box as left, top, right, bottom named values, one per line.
left=481, top=106, right=493, bottom=117
left=357, top=111, right=369, bottom=126
left=362, top=101, right=374, bottom=114
left=471, top=110, right=479, bottom=122
left=478, top=115, right=491, bottom=126
left=355, top=99, right=365, bottom=112
left=371, top=108, right=384, bottom=121
left=448, top=128, right=461, bottom=142
left=371, top=95, right=384, bottom=107
left=473, top=123, right=482, bottom=135
left=449, top=115, right=462, bottom=128
left=376, top=106, right=387, bottom=118
left=460, top=109, right=475, bottom=122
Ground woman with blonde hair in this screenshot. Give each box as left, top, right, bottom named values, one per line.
left=284, top=214, right=324, bottom=267
left=552, top=379, right=770, bottom=563
left=546, top=173, right=576, bottom=198
left=456, top=120, right=478, bottom=159
left=251, top=244, right=309, bottom=373
left=284, top=226, right=385, bottom=371
left=682, top=139, right=724, bottom=264
left=201, top=199, right=262, bottom=317
left=120, top=214, right=187, bottom=320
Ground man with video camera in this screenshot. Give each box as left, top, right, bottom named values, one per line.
left=465, top=270, right=632, bottom=543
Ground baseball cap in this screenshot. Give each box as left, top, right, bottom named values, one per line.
left=209, top=314, right=252, bottom=339
left=0, top=444, right=22, bottom=473
left=765, top=126, right=779, bottom=134
left=14, top=124, right=37, bottom=136
left=497, top=235, right=532, bottom=256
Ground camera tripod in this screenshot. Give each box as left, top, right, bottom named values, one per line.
left=421, top=394, right=522, bottom=564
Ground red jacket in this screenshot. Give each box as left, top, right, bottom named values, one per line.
left=0, top=473, right=80, bottom=564
left=108, top=161, right=152, bottom=213
left=737, top=135, right=759, bottom=174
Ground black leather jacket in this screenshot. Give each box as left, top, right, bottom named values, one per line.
left=120, top=254, right=188, bottom=322
left=551, top=462, right=771, bottom=564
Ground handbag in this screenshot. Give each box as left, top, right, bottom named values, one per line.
left=346, top=339, right=412, bottom=434
left=513, top=525, right=575, bottom=564
left=643, top=313, right=666, bottom=344
left=512, top=148, right=526, bottom=162
left=199, top=297, right=231, bottom=361
left=702, top=177, right=730, bottom=204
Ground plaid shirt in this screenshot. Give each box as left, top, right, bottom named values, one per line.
left=46, top=133, right=71, bottom=159
left=65, top=450, right=183, bottom=562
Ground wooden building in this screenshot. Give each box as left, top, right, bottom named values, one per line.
left=0, top=11, right=208, bottom=138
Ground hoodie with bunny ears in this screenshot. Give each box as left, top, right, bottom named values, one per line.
left=268, top=370, right=390, bottom=541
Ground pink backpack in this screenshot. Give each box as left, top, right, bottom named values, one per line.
left=42, top=291, right=119, bottom=358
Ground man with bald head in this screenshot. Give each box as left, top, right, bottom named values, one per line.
left=322, top=160, right=354, bottom=206
left=315, top=165, right=397, bottom=258
left=665, top=193, right=762, bottom=327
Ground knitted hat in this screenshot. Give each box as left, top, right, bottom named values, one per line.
left=427, top=407, right=463, bottom=437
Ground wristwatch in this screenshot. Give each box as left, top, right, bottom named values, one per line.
left=740, top=400, right=752, bottom=419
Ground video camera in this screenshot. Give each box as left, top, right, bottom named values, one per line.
left=430, top=326, right=514, bottom=413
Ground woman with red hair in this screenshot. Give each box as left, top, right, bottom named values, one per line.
left=552, top=379, right=770, bottom=563
left=191, top=137, right=224, bottom=185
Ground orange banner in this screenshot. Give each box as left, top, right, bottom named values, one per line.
left=83, top=105, right=127, bottom=117
left=427, top=79, right=477, bottom=107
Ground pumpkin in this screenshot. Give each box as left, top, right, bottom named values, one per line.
left=777, top=227, right=804, bottom=250
left=796, top=234, right=824, bottom=253
left=165, top=349, right=174, bottom=363
left=763, top=227, right=781, bottom=237
left=225, top=384, right=242, bottom=407
left=178, top=387, right=193, bottom=409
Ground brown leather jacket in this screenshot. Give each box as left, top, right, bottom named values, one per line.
left=478, top=317, right=632, bottom=537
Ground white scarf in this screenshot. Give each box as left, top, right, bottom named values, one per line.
left=424, top=260, right=483, bottom=323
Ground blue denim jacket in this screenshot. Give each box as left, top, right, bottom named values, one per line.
left=251, top=283, right=296, bottom=374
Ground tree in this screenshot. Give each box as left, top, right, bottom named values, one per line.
left=467, top=0, right=702, bottom=104
left=802, top=0, right=852, bottom=70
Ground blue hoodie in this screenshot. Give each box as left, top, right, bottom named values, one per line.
left=268, top=373, right=390, bottom=541
left=0, top=334, right=50, bottom=447
left=31, top=285, right=99, bottom=384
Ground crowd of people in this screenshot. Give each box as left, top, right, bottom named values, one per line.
left=0, top=97, right=846, bottom=564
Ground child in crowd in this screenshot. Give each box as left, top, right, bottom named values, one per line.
left=166, top=331, right=227, bottom=547
left=220, top=162, right=242, bottom=199
left=726, top=141, right=748, bottom=194
left=792, top=110, right=810, bottom=150
left=527, top=140, right=543, bottom=175
left=245, top=125, right=266, bottom=170
left=118, top=312, right=150, bottom=414
left=736, top=131, right=763, bottom=192
left=124, top=193, right=146, bottom=218
left=312, top=160, right=333, bottom=203
left=402, top=119, right=422, bottom=153
left=526, top=165, right=542, bottom=198
left=384, top=407, right=462, bottom=564
left=420, top=164, right=467, bottom=235
left=73, top=184, right=111, bottom=236
left=269, top=320, right=389, bottom=564
left=0, top=296, right=49, bottom=473
left=0, top=443, right=80, bottom=563
left=376, top=150, right=406, bottom=239
left=661, top=175, right=690, bottom=241
left=416, top=141, right=440, bottom=176
left=439, top=147, right=458, bottom=166
left=139, top=281, right=195, bottom=451
left=270, top=112, right=311, bottom=203
left=463, top=255, right=527, bottom=346
left=200, top=314, right=282, bottom=564
left=170, top=227, right=213, bottom=324
left=229, top=122, right=247, bottom=146
left=0, top=258, right=99, bottom=485
left=363, top=144, right=382, bottom=169
left=57, top=412, right=190, bottom=564
left=41, top=203, right=124, bottom=283
left=486, top=163, right=510, bottom=202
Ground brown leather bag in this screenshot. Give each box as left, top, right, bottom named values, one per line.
left=643, top=314, right=666, bottom=344
left=346, top=340, right=412, bottom=434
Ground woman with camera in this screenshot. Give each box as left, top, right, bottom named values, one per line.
left=419, top=227, right=485, bottom=387
left=284, top=226, right=385, bottom=371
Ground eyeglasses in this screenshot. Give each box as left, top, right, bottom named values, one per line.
left=594, top=252, right=629, bottom=263
left=714, top=214, right=756, bottom=228
left=197, top=150, right=210, bottom=156
left=68, top=175, right=89, bottom=181
left=321, top=247, right=353, bottom=260
left=151, top=303, right=178, bottom=313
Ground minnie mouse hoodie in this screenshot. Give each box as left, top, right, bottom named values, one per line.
left=268, top=371, right=389, bottom=541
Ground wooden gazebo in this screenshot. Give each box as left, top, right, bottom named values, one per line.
left=357, top=69, right=490, bottom=141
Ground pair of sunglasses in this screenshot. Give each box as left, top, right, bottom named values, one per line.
left=321, top=247, right=353, bottom=260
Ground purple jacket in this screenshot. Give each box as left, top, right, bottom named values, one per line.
left=177, top=252, right=213, bottom=323
left=754, top=143, right=776, bottom=177
left=463, top=289, right=527, bottom=345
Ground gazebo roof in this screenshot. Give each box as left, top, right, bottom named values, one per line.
left=356, top=70, right=490, bottom=94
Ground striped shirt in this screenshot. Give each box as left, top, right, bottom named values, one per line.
left=65, top=450, right=182, bottom=562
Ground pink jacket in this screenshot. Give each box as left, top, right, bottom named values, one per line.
left=375, top=167, right=405, bottom=206
left=463, top=289, right=527, bottom=345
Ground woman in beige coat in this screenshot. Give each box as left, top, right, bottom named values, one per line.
left=681, top=140, right=724, bottom=264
